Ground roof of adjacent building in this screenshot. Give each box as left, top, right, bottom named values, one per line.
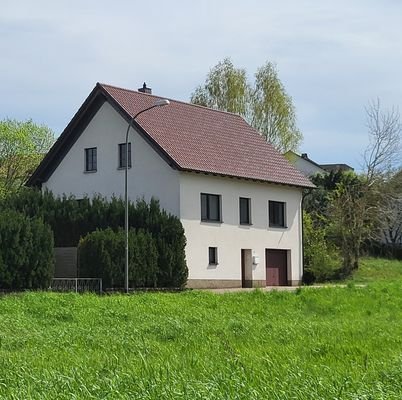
left=320, top=163, right=354, bottom=173
left=285, top=151, right=326, bottom=170
left=27, top=83, right=315, bottom=189
left=285, top=151, right=354, bottom=176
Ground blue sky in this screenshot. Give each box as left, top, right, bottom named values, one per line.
left=1, top=0, right=401, bottom=170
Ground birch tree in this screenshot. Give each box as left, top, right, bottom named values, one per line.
left=191, top=58, right=302, bottom=152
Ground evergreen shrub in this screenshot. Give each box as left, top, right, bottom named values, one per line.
left=0, top=188, right=188, bottom=288
left=0, top=210, right=54, bottom=289
left=78, top=228, right=159, bottom=288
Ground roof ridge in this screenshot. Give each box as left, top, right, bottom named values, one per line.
left=98, top=82, right=245, bottom=119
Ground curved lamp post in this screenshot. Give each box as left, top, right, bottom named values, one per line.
left=125, top=98, right=170, bottom=293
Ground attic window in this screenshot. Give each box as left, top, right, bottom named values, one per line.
left=118, top=143, right=132, bottom=168
left=85, top=147, right=97, bottom=172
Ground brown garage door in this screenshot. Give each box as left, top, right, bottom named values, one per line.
left=266, top=249, right=288, bottom=286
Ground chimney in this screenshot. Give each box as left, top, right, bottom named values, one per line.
left=138, top=82, right=152, bottom=94
left=301, top=153, right=308, bottom=159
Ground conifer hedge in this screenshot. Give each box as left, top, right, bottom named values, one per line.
left=0, top=210, right=54, bottom=289
left=78, top=228, right=159, bottom=288
left=0, top=189, right=188, bottom=288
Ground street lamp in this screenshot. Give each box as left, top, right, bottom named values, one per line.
left=125, top=98, right=170, bottom=293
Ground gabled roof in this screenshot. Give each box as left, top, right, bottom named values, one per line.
left=285, top=151, right=326, bottom=171
left=320, top=163, right=354, bottom=173
left=27, top=83, right=315, bottom=189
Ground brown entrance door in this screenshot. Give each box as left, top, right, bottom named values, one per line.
left=241, top=249, right=246, bottom=288
left=266, top=249, right=287, bottom=286
left=241, top=249, right=252, bottom=288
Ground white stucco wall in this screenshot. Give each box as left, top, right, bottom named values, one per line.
left=43, top=100, right=304, bottom=287
left=180, top=172, right=303, bottom=286
left=43, top=102, right=180, bottom=216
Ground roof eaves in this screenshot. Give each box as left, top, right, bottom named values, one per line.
left=180, top=168, right=316, bottom=189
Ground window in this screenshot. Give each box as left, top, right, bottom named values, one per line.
left=85, top=147, right=97, bottom=172
left=209, top=247, right=218, bottom=265
left=239, top=197, right=251, bottom=225
left=118, top=143, right=132, bottom=168
left=201, top=193, right=221, bottom=222
left=269, top=201, right=286, bottom=228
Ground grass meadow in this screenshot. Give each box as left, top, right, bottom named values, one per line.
left=0, top=258, right=401, bottom=399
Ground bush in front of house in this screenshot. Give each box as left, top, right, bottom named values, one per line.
left=0, top=210, right=54, bottom=289
left=0, top=189, right=188, bottom=288
left=78, top=228, right=159, bottom=289
left=303, top=211, right=340, bottom=284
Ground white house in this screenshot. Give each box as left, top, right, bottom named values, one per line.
left=284, top=151, right=327, bottom=177
left=285, top=151, right=354, bottom=177
left=28, top=83, right=314, bottom=288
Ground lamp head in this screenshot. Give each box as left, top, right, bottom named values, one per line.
left=154, top=99, right=170, bottom=107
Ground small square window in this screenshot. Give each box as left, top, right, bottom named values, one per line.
left=239, top=197, right=251, bottom=225
left=201, top=193, right=222, bottom=222
left=269, top=201, right=286, bottom=228
left=209, top=247, right=218, bottom=265
left=85, top=147, right=97, bottom=172
left=118, top=143, right=132, bottom=168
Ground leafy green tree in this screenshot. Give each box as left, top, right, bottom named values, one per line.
left=251, top=62, right=302, bottom=152
left=191, top=58, right=302, bottom=152
left=191, top=58, right=248, bottom=116
left=328, top=172, right=371, bottom=275
left=303, top=211, right=340, bottom=283
left=0, top=118, right=54, bottom=196
left=377, top=169, right=402, bottom=247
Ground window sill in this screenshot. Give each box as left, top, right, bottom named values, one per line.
left=208, top=263, right=219, bottom=266
left=240, top=222, right=253, bottom=226
left=117, top=166, right=132, bottom=170
left=84, top=170, right=97, bottom=173
left=269, top=225, right=288, bottom=229
left=201, top=220, right=223, bottom=224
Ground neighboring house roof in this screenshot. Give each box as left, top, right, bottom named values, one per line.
left=320, top=163, right=354, bottom=173
left=284, top=151, right=327, bottom=175
left=285, top=151, right=354, bottom=177
left=27, top=83, right=314, bottom=189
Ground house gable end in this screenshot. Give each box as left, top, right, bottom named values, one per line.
left=27, top=87, right=106, bottom=186
left=27, top=84, right=180, bottom=187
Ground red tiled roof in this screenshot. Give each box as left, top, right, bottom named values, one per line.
left=100, top=83, right=314, bottom=188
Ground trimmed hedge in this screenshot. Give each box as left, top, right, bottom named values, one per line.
left=0, top=210, right=54, bottom=289
left=0, top=189, right=188, bottom=288
left=78, top=228, right=159, bottom=288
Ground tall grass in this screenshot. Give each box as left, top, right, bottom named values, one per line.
left=0, top=282, right=401, bottom=399
left=347, top=257, right=402, bottom=283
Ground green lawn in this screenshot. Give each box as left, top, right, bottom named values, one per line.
left=0, top=260, right=402, bottom=399
left=346, top=257, right=402, bottom=284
